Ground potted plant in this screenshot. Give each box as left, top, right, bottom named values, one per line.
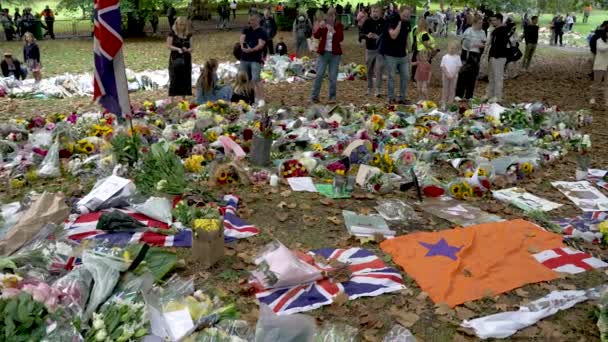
left=250, top=112, right=273, bottom=166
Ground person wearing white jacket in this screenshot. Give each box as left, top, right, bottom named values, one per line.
left=591, top=30, right=608, bottom=106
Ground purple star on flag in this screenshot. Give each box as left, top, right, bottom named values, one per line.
left=419, top=238, right=462, bottom=260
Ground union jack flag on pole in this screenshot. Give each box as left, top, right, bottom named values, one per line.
left=93, top=0, right=130, bottom=117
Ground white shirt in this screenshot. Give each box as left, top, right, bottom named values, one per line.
left=594, top=39, right=608, bottom=71
left=230, top=2, right=237, bottom=9
left=566, top=16, right=574, bottom=24
left=325, top=30, right=333, bottom=52
left=441, top=53, right=463, bottom=76
left=462, top=27, right=486, bottom=53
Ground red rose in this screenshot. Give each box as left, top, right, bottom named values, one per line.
left=59, top=149, right=73, bottom=159
left=481, top=179, right=491, bottom=190
left=391, top=131, right=401, bottom=137
left=423, top=185, right=445, bottom=197
left=243, top=128, right=254, bottom=141
left=189, top=103, right=198, bottom=110
left=373, top=184, right=381, bottom=192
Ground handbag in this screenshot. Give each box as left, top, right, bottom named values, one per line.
left=507, top=41, right=523, bottom=63
left=172, top=55, right=185, bottom=68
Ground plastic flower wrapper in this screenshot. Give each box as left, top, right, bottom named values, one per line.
left=189, top=320, right=253, bottom=342
left=250, top=240, right=322, bottom=290
left=51, top=267, right=93, bottom=318
left=375, top=199, right=415, bottom=222
left=37, top=140, right=61, bottom=178
left=391, top=148, right=418, bottom=176
left=82, top=248, right=130, bottom=321
left=255, top=304, right=316, bottom=342
left=128, top=196, right=173, bottom=225
left=382, top=325, right=417, bottom=342
left=315, top=323, right=358, bottom=342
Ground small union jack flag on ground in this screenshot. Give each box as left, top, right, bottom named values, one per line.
left=253, top=247, right=405, bottom=315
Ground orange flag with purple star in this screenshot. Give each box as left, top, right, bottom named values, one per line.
left=380, top=219, right=565, bottom=307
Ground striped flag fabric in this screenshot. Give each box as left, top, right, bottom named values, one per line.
left=222, top=195, right=260, bottom=243
left=253, top=247, right=405, bottom=315
left=64, top=209, right=193, bottom=247
left=553, top=211, right=606, bottom=240
left=63, top=194, right=259, bottom=247
left=534, top=247, right=608, bottom=274
left=93, top=0, right=131, bottom=116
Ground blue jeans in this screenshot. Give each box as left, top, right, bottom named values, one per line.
left=311, top=52, right=341, bottom=101
left=385, top=55, right=409, bottom=102
left=240, top=61, right=261, bottom=83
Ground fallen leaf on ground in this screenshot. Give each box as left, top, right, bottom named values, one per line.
left=416, top=292, right=428, bottom=301
left=516, top=326, right=540, bottom=338
left=320, top=198, right=334, bottom=206
left=327, top=216, right=342, bottom=225
left=462, top=268, right=473, bottom=277
left=300, top=203, right=312, bottom=210
left=276, top=212, right=289, bottom=222
left=287, top=202, right=297, bottom=209
left=494, top=303, right=509, bottom=311
left=435, top=303, right=453, bottom=316
left=455, top=306, right=476, bottom=320
left=392, top=311, right=420, bottom=328
left=515, top=288, right=529, bottom=298
left=559, top=283, right=577, bottom=290
left=333, top=291, right=349, bottom=306
left=277, top=201, right=288, bottom=209
left=358, top=207, right=372, bottom=215
left=539, top=283, right=558, bottom=291
left=280, top=190, right=292, bottom=197
left=303, top=215, right=320, bottom=226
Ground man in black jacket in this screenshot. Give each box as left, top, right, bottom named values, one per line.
left=361, top=5, right=385, bottom=97
left=521, top=15, right=539, bottom=70
left=1, top=53, right=27, bottom=80
left=261, top=9, right=277, bottom=58
left=486, top=13, right=509, bottom=103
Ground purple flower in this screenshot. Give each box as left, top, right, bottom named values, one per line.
left=67, top=113, right=78, bottom=124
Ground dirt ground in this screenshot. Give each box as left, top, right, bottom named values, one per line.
left=1, top=31, right=607, bottom=341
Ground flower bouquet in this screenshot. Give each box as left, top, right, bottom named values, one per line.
left=572, top=134, right=591, bottom=180
left=370, top=152, right=395, bottom=174
left=86, top=298, right=148, bottom=342
left=205, top=100, right=230, bottom=115
left=134, top=141, right=187, bottom=195
left=210, top=164, right=240, bottom=186
left=279, top=159, right=309, bottom=178
left=250, top=111, right=273, bottom=166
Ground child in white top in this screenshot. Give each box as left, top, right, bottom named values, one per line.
left=440, top=40, right=463, bottom=110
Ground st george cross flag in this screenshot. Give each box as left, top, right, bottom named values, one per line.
left=381, top=219, right=565, bottom=307
left=64, top=209, right=193, bottom=247
left=533, top=247, right=608, bottom=274
left=254, top=248, right=405, bottom=315
left=93, top=0, right=130, bottom=116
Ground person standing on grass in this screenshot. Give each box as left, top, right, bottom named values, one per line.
left=553, top=15, right=565, bottom=46
left=13, top=8, right=20, bottom=37
left=23, top=32, right=41, bottom=83
left=166, top=17, right=193, bottom=100
left=456, top=16, right=485, bottom=100
left=361, top=5, right=385, bottom=98
left=230, top=1, right=237, bottom=20
left=414, top=50, right=431, bottom=100
left=411, top=17, right=436, bottom=83
left=590, top=28, right=608, bottom=106
left=566, top=14, right=574, bottom=32
left=1, top=9, right=15, bottom=41
left=240, top=14, right=267, bottom=105
left=440, top=41, right=462, bottom=110
left=381, top=6, right=411, bottom=104
left=583, top=5, right=591, bottom=24
left=485, top=13, right=509, bottom=103
left=40, top=6, right=55, bottom=39
left=167, top=5, right=177, bottom=30
left=293, top=13, right=312, bottom=57
left=521, top=15, right=539, bottom=71
left=310, top=8, right=344, bottom=104
left=261, top=9, right=277, bottom=58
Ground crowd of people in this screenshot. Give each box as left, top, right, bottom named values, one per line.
left=1, top=5, right=55, bottom=41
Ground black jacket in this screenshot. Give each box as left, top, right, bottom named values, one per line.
left=1, top=59, right=25, bottom=79
left=361, top=17, right=385, bottom=50
left=489, top=26, right=510, bottom=58
left=24, top=42, right=40, bottom=62
left=262, top=16, right=277, bottom=39
left=523, top=25, right=539, bottom=44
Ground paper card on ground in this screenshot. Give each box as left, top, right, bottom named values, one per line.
left=77, top=175, right=132, bottom=211
left=588, top=169, right=608, bottom=179
left=315, top=184, right=351, bottom=199
left=552, top=181, right=608, bottom=212
left=342, top=210, right=395, bottom=237
left=356, top=164, right=381, bottom=187
left=287, top=177, right=318, bottom=192
left=492, top=187, right=562, bottom=212
left=421, top=197, right=504, bottom=227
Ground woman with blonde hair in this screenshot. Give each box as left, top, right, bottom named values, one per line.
left=23, top=32, right=41, bottom=83
left=231, top=71, right=255, bottom=105
left=166, top=16, right=193, bottom=99
left=195, top=59, right=232, bottom=104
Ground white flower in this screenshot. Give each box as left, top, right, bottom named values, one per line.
left=92, top=318, right=104, bottom=330
left=156, top=179, right=168, bottom=191
left=94, top=329, right=107, bottom=341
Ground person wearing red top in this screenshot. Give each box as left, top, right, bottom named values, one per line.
left=310, top=8, right=344, bottom=104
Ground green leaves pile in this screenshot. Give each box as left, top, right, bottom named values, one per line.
left=0, top=292, right=51, bottom=342
left=134, top=142, right=186, bottom=195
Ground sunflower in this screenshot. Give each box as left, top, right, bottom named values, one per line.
left=9, top=178, right=26, bottom=189
left=462, top=189, right=472, bottom=200
left=207, top=131, right=218, bottom=143
left=477, top=168, right=487, bottom=177
left=226, top=176, right=235, bottom=184
left=373, top=154, right=381, bottom=165
left=449, top=183, right=462, bottom=198
left=521, top=162, right=534, bottom=174
left=76, top=139, right=95, bottom=155
left=465, top=171, right=474, bottom=178
left=311, top=143, right=324, bottom=152
left=178, top=101, right=190, bottom=111
left=218, top=171, right=228, bottom=181
left=422, top=100, right=437, bottom=110
left=463, top=109, right=474, bottom=117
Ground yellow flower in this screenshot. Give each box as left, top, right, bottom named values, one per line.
left=336, top=169, right=345, bottom=176
left=193, top=218, right=221, bottom=232
left=14, top=118, right=25, bottom=125
left=184, top=155, right=205, bottom=173
left=463, top=109, right=474, bottom=117
left=383, top=153, right=391, bottom=163
left=450, top=183, right=462, bottom=199
left=9, top=178, right=26, bottom=189
left=206, top=101, right=214, bottom=108
left=465, top=171, right=474, bottom=178
left=521, top=162, right=534, bottom=174
left=207, top=131, right=218, bottom=143
left=477, top=168, right=487, bottom=177
left=503, top=127, right=511, bottom=133
left=25, top=169, right=38, bottom=182
left=373, top=154, right=380, bottom=165
left=462, top=189, right=472, bottom=200
left=218, top=171, right=228, bottom=181
left=76, top=139, right=95, bottom=154
left=178, top=100, right=190, bottom=111
left=311, top=143, right=324, bottom=152
left=599, top=221, right=608, bottom=234
left=422, top=100, right=437, bottom=110
left=143, top=101, right=154, bottom=108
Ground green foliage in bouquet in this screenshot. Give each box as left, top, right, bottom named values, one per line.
left=111, top=133, right=142, bottom=167
left=0, top=292, right=51, bottom=341
left=134, top=142, right=186, bottom=195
